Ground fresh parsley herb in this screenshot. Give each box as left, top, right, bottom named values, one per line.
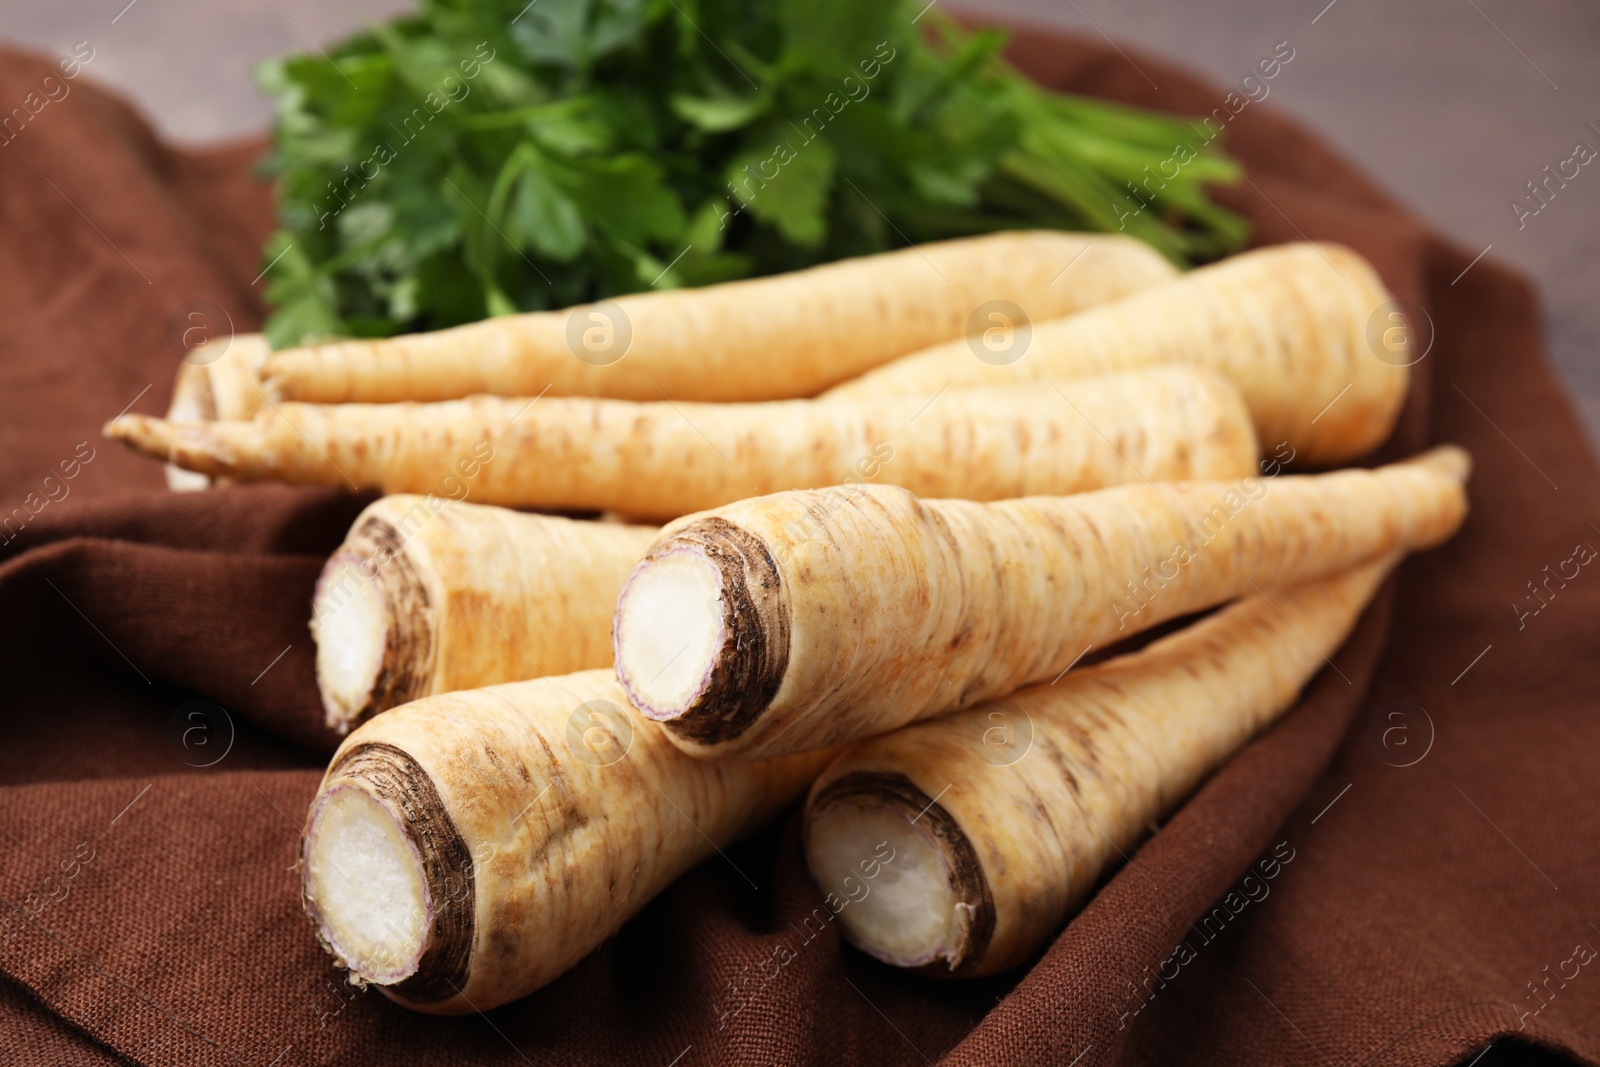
left=257, top=0, right=1247, bottom=347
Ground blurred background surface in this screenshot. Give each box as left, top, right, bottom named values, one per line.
left=3, top=0, right=1597, bottom=443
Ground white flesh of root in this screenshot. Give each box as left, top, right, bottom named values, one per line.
left=806, top=801, right=962, bottom=968
left=312, top=562, right=388, bottom=729
left=303, top=784, right=427, bottom=985
left=614, top=549, right=724, bottom=720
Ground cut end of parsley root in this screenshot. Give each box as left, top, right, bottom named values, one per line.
left=613, top=547, right=727, bottom=721
left=805, top=794, right=968, bottom=969
left=302, top=783, right=430, bottom=985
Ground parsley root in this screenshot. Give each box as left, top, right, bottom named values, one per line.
left=802, top=556, right=1395, bottom=975
left=312, top=496, right=657, bottom=733
left=612, top=447, right=1468, bottom=759
left=106, top=367, right=1257, bottom=517
left=827, top=243, right=1410, bottom=465
left=300, top=670, right=830, bottom=1013
left=262, top=232, right=1175, bottom=404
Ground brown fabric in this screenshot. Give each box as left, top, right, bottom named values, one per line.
left=0, top=25, right=1594, bottom=1066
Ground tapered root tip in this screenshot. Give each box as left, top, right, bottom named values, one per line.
left=105, top=414, right=244, bottom=479
left=104, top=414, right=178, bottom=460
left=1405, top=444, right=1472, bottom=485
